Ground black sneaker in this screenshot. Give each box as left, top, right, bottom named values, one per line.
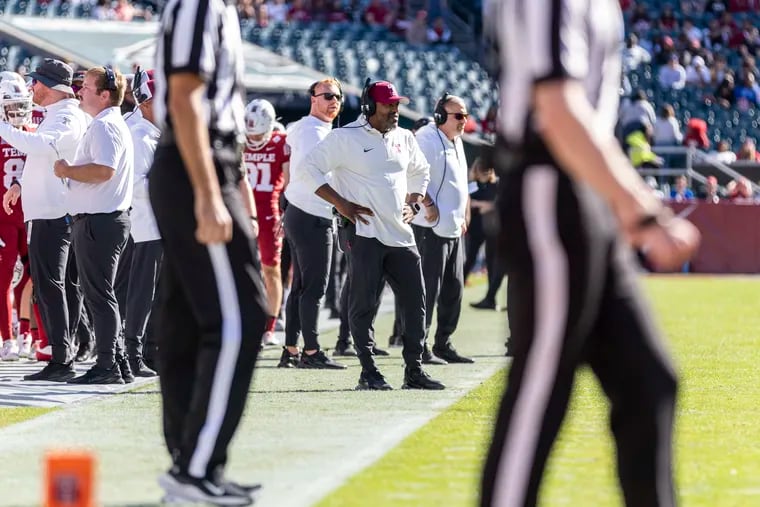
left=23, top=361, right=76, bottom=382
left=470, top=298, right=496, bottom=310
left=432, top=345, right=474, bottom=364
left=129, top=357, right=158, bottom=377
left=333, top=340, right=357, bottom=357
left=372, top=345, right=390, bottom=356
left=277, top=347, right=299, bottom=368
left=422, top=346, right=448, bottom=365
left=388, top=335, right=403, bottom=347
left=355, top=369, right=393, bottom=390
left=67, top=364, right=124, bottom=385
left=402, top=367, right=445, bottom=390
left=158, top=469, right=253, bottom=506
left=297, top=350, right=347, bottom=369
left=117, top=356, right=135, bottom=384
left=74, top=341, right=94, bottom=362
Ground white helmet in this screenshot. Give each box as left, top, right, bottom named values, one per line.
left=0, top=72, right=32, bottom=127
left=245, top=99, right=276, bottom=150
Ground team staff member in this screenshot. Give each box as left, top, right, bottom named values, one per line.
left=480, top=1, right=699, bottom=506
left=124, top=69, right=160, bottom=378
left=280, top=78, right=345, bottom=370
left=411, top=93, right=473, bottom=365
left=243, top=98, right=289, bottom=348
left=0, top=58, right=88, bottom=382
left=54, top=66, right=133, bottom=385
left=303, top=80, right=444, bottom=391
left=151, top=0, right=268, bottom=503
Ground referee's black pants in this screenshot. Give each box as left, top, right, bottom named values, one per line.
left=150, top=141, right=267, bottom=481
left=412, top=225, right=464, bottom=350
left=349, top=235, right=425, bottom=372
left=481, top=165, right=677, bottom=507
left=28, top=217, right=71, bottom=364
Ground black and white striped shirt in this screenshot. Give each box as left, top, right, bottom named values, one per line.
left=154, top=0, right=246, bottom=138
left=498, top=0, right=623, bottom=157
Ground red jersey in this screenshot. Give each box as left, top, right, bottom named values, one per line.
left=244, top=132, right=290, bottom=211
left=0, top=131, right=29, bottom=225
left=31, top=107, right=45, bottom=126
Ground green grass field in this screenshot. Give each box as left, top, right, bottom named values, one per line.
left=0, top=407, right=57, bottom=429
left=320, top=277, right=760, bottom=506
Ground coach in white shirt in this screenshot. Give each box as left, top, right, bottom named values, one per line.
left=53, top=66, right=133, bottom=385
left=0, top=58, right=88, bottom=382
left=303, top=79, right=444, bottom=391
left=411, top=94, right=473, bottom=365
left=279, top=78, right=346, bottom=369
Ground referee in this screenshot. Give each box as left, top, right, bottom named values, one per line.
left=480, top=1, right=699, bottom=506
left=151, top=0, right=267, bottom=504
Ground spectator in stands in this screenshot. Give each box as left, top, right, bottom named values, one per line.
left=427, top=16, right=451, bottom=45
left=619, top=89, right=657, bottom=138
left=684, top=117, right=711, bottom=149
left=670, top=174, right=696, bottom=201
left=256, top=1, right=270, bottom=26
left=631, top=3, right=652, bottom=32
left=705, top=0, right=729, bottom=16
left=288, top=0, right=312, bottom=22
left=406, top=9, right=429, bottom=46
left=327, top=0, right=349, bottom=23
left=654, top=35, right=677, bottom=65
left=708, top=139, right=738, bottom=163
left=480, top=105, right=497, bottom=139
left=710, top=54, right=729, bottom=86
left=734, top=72, right=760, bottom=109
left=238, top=0, right=256, bottom=20
left=727, top=176, right=755, bottom=201
left=715, top=72, right=736, bottom=107
left=363, top=0, right=390, bottom=27
left=702, top=175, right=722, bottom=203
left=706, top=18, right=728, bottom=50
left=267, top=0, right=289, bottom=23
left=686, top=55, right=712, bottom=87
left=659, top=54, right=687, bottom=89
left=645, top=176, right=666, bottom=200
left=736, top=137, right=760, bottom=161
left=654, top=104, right=684, bottom=146
left=626, top=125, right=663, bottom=169
left=658, top=4, right=680, bottom=31
left=114, top=0, right=135, bottom=21
left=93, top=0, right=114, bottom=19
left=682, top=18, right=704, bottom=45
left=623, top=33, right=652, bottom=72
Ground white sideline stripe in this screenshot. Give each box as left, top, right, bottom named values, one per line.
left=493, top=166, right=569, bottom=506
left=188, top=243, right=243, bottom=479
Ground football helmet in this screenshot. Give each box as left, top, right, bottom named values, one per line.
left=244, top=99, right=276, bottom=150
left=0, top=72, right=32, bottom=127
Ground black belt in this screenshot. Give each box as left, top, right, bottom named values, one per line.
left=71, top=210, right=124, bottom=222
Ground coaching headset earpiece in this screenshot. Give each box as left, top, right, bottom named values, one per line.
left=433, top=91, right=451, bottom=125
left=360, top=77, right=376, bottom=118
left=310, top=77, right=345, bottom=113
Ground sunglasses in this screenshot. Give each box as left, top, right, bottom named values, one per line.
left=447, top=112, right=469, bottom=121
left=314, top=92, right=342, bottom=102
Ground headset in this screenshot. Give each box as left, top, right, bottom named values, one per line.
left=360, top=77, right=376, bottom=118
left=309, top=77, right=344, bottom=113
left=102, top=65, right=117, bottom=91
left=433, top=91, right=451, bottom=125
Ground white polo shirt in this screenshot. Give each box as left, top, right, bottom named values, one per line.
left=129, top=116, right=160, bottom=242
left=68, top=107, right=134, bottom=215
left=124, top=107, right=143, bottom=129
left=0, top=98, right=88, bottom=220
left=412, top=123, right=469, bottom=238
left=284, top=114, right=333, bottom=219
left=303, top=117, right=430, bottom=247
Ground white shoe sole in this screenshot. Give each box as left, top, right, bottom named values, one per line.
left=158, top=473, right=252, bottom=506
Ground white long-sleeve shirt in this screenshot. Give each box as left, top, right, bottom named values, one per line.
left=0, top=98, right=88, bottom=220
left=284, top=114, right=334, bottom=219
left=129, top=116, right=160, bottom=242
left=412, top=123, right=469, bottom=238
left=303, top=117, right=430, bottom=247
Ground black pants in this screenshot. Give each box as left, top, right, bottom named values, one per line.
left=65, top=247, right=93, bottom=347
left=413, top=225, right=464, bottom=350
left=480, top=164, right=677, bottom=507
left=125, top=239, right=163, bottom=358
left=28, top=217, right=71, bottom=364
left=349, top=235, right=425, bottom=372
left=71, top=210, right=131, bottom=369
left=114, top=234, right=135, bottom=325
left=283, top=204, right=333, bottom=350
left=150, top=141, right=267, bottom=481
left=465, top=217, right=505, bottom=304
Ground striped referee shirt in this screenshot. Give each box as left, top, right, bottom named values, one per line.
left=154, top=0, right=246, bottom=138
left=498, top=0, right=623, bottom=159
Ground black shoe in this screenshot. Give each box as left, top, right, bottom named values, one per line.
left=432, top=345, right=474, bottom=364
left=67, top=364, right=124, bottom=385
left=505, top=339, right=513, bottom=357
left=117, top=356, right=135, bottom=384
left=388, top=335, right=403, bottom=348
left=372, top=345, right=390, bottom=356
left=403, top=367, right=446, bottom=390
left=297, top=350, right=347, bottom=369
left=470, top=298, right=496, bottom=310
left=158, top=469, right=253, bottom=506
left=277, top=347, right=299, bottom=368
left=129, top=357, right=157, bottom=377
left=23, top=361, right=76, bottom=382
left=143, top=355, right=158, bottom=373
left=422, top=346, right=448, bottom=365
left=333, top=340, right=357, bottom=357
left=74, top=341, right=94, bottom=362
left=355, top=369, right=393, bottom=390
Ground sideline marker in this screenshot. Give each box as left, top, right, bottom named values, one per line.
left=43, top=450, right=96, bottom=507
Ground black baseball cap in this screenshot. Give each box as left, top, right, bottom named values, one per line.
left=28, top=58, right=74, bottom=94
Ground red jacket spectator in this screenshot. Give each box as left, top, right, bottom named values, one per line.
left=364, top=0, right=389, bottom=26
left=683, top=118, right=710, bottom=149
left=288, top=0, right=312, bottom=22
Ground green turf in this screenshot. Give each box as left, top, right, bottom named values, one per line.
left=0, top=407, right=57, bottom=429
left=318, top=276, right=760, bottom=506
